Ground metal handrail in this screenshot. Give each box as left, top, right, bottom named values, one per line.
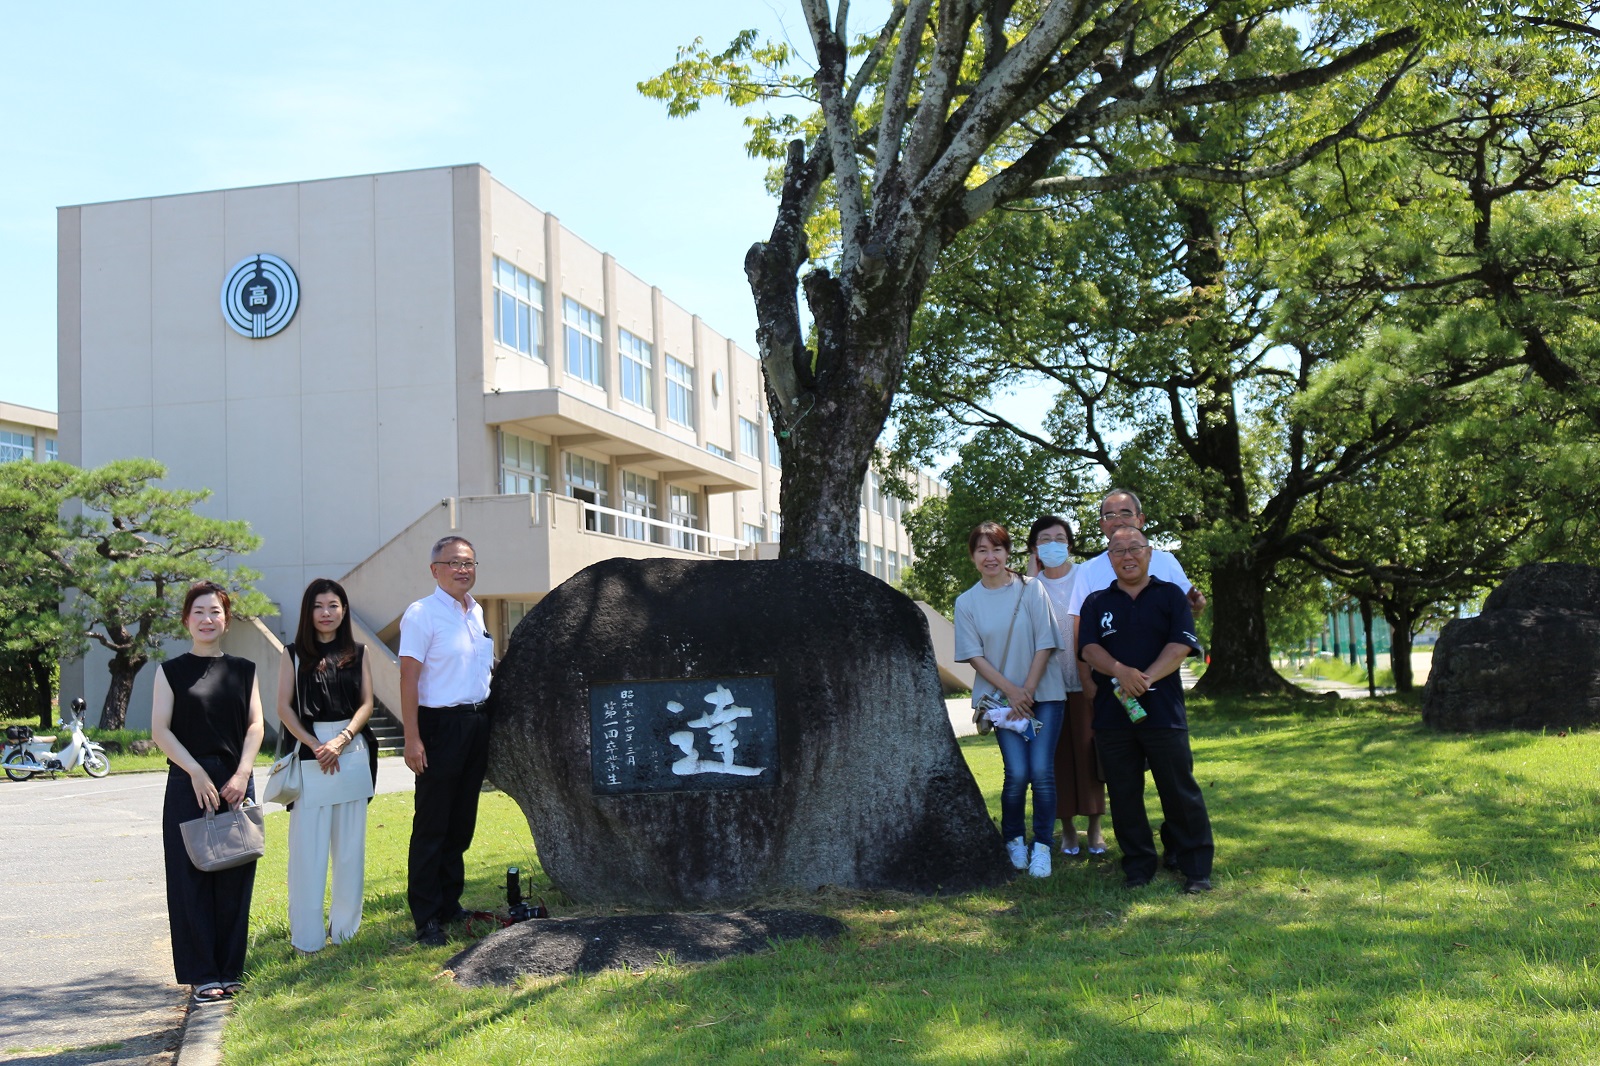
left=578, top=500, right=751, bottom=557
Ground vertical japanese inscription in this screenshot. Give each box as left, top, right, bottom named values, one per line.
left=589, top=677, right=778, bottom=795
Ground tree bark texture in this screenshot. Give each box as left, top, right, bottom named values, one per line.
left=1385, top=604, right=1416, bottom=693
left=99, top=653, right=142, bottom=732
left=1191, top=554, right=1300, bottom=697
left=1360, top=599, right=1377, bottom=697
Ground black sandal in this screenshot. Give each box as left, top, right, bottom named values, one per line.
left=192, top=983, right=228, bottom=1005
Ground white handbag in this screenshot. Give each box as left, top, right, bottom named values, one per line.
left=263, top=649, right=305, bottom=806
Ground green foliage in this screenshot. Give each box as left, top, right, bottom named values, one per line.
left=900, top=429, right=1090, bottom=614
left=891, top=26, right=1600, bottom=693
left=0, top=460, right=75, bottom=725
left=0, top=457, right=272, bottom=729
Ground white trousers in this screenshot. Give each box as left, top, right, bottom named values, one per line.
left=287, top=723, right=369, bottom=953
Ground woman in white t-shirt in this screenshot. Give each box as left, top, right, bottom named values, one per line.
left=953, top=521, right=1067, bottom=878
left=1027, top=515, right=1105, bottom=858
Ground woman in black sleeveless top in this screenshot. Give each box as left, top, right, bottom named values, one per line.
left=273, top=578, right=375, bottom=953
left=150, top=582, right=264, bottom=1005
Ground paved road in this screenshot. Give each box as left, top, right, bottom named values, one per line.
left=0, top=761, right=417, bottom=1066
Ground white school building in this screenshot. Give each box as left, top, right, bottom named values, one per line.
left=54, top=164, right=964, bottom=730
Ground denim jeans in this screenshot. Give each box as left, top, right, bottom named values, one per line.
left=995, top=700, right=1065, bottom=847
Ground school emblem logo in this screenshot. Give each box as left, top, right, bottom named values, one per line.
left=220, top=254, right=299, bottom=338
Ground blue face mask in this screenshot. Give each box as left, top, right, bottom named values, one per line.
left=1035, top=542, right=1070, bottom=568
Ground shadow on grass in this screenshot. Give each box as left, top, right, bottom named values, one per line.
left=228, top=711, right=1600, bottom=1066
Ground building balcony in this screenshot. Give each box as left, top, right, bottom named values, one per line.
left=340, top=491, right=753, bottom=642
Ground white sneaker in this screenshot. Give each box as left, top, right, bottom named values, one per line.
left=1005, top=836, right=1028, bottom=870
left=1028, top=842, right=1052, bottom=878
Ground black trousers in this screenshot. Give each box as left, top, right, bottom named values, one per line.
left=162, top=760, right=256, bottom=986
left=408, top=706, right=490, bottom=929
left=1097, top=727, right=1213, bottom=883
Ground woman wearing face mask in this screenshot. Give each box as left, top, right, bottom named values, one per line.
left=1027, top=515, right=1105, bottom=857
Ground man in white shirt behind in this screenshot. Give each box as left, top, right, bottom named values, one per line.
left=1067, top=490, right=1207, bottom=699
left=400, top=535, right=496, bottom=946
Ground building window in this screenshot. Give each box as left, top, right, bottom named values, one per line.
left=666, top=355, right=695, bottom=428
left=767, top=427, right=782, bottom=469
left=770, top=511, right=781, bottom=539
left=621, top=471, right=658, bottom=543
left=493, top=257, right=544, bottom=361
left=859, top=541, right=869, bottom=570
left=869, top=472, right=883, bottom=514
left=0, top=430, right=33, bottom=464
left=564, top=452, right=611, bottom=533
left=563, top=297, right=605, bottom=387
left=738, top=417, right=760, bottom=461
left=669, top=485, right=702, bottom=552
left=501, top=600, right=536, bottom=646
left=499, top=431, right=549, bottom=495
left=743, top=520, right=765, bottom=544
left=619, top=329, right=653, bottom=410
left=888, top=551, right=900, bottom=584
left=873, top=545, right=886, bottom=578
left=44, top=438, right=56, bottom=462
left=705, top=442, right=731, bottom=460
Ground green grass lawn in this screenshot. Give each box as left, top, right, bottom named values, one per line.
left=225, top=698, right=1600, bottom=1065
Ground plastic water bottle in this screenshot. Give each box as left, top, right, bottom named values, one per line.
left=1111, top=679, right=1148, bottom=724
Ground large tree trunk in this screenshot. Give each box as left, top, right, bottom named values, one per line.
left=1384, top=603, right=1416, bottom=693
left=1360, top=599, right=1377, bottom=698
left=1191, top=554, right=1301, bottom=697
left=749, top=204, right=923, bottom=564
left=99, top=653, right=143, bottom=731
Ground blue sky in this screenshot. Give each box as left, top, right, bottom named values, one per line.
left=0, top=0, right=823, bottom=413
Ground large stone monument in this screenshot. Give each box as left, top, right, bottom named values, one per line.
left=1423, top=562, right=1600, bottom=731
left=487, top=558, right=1010, bottom=907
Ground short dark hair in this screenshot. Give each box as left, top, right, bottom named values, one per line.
left=967, top=520, right=1012, bottom=555
left=293, top=578, right=359, bottom=669
left=1027, top=515, right=1075, bottom=553
left=1107, top=526, right=1149, bottom=549
left=430, top=535, right=475, bottom=563
left=181, top=581, right=232, bottom=623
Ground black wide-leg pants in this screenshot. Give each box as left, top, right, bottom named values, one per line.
left=407, top=706, right=490, bottom=929
left=1098, top=727, right=1213, bottom=883
left=162, top=760, right=256, bottom=987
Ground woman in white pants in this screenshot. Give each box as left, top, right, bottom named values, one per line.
left=275, top=579, right=375, bottom=954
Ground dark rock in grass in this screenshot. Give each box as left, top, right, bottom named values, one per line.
left=97, top=739, right=123, bottom=755
left=1425, top=563, right=1600, bottom=731
left=486, top=558, right=1010, bottom=908
left=129, top=739, right=160, bottom=756
left=447, top=909, right=845, bottom=986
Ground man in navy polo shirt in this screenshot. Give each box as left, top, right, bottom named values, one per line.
left=1078, top=526, right=1213, bottom=893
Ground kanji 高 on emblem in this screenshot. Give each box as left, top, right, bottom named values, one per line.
left=220, top=253, right=299, bottom=338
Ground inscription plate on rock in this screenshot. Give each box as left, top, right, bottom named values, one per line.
left=589, top=676, right=779, bottom=796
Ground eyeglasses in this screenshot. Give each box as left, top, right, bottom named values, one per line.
left=1100, top=508, right=1138, bottom=521
left=1108, top=545, right=1149, bottom=557
left=433, top=560, right=478, bottom=571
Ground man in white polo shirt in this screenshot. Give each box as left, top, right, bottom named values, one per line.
left=400, top=535, right=495, bottom=946
left=1066, top=489, right=1206, bottom=698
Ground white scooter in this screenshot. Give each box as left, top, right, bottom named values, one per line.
left=3, top=698, right=111, bottom=780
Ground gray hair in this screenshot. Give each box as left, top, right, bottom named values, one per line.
left=1101, top=488, right=1143, bottom=514
left=430, top=535, right=476, bottom=562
